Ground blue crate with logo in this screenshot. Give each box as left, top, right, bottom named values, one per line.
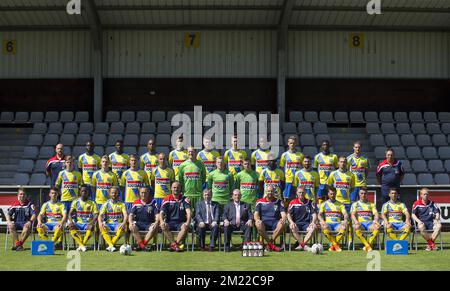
left=385, top=240, right=409, bottom=255
left=31, top=241, right=54, bottom=256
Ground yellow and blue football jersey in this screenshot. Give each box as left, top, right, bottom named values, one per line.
left=327, top=170, right=355, bottom=205
left=152, top=166, right=175, bottom=199
left=70, top=198, right=98, bottom=224
left=319, top=200, right=347, bottom=223
left=382, top=201, right=408, bottom=223
left=77, top=153, right=101, bottom=186
left=55, top=170, right=82, bottom=202
left=314, top=153, right=338, bottom=184
left=350, top=201, right=377, bottom=223
left=109, top=152, right=130, bottom=179
left=346, top=154, right=370, bottom=187
left=91, top=170, right=119, bottom=205
left=121, top=169, right=150, bottom=203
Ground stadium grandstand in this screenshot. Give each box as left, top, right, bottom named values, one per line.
left=0, top=0, right=450, bottom=266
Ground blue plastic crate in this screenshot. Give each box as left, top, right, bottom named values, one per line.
left=385, top=240, right=409, bottom=255
left=31, top=241, right=54, bottom=256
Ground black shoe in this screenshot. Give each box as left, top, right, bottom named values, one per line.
left=11, top=245, right=17, bottom=251
left=54, top=242, right=63, bottom=250
left=144, top=246, right=152, bottom=252
left=224, top=247, right=231, bottom=252
left=16, top=245, right=24, bottom=251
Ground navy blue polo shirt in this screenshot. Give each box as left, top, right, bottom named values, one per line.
left=131, top=199, right=159, bottom=224
left=288, top=198, right=316, bottom=224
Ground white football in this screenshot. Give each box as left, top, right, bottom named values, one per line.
left=310, top=244, right=319, bottom=254
left=316, top=244, right=324, bottom=254
left=120, top=244, right=132, bottom=256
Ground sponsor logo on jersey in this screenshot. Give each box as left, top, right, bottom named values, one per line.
left=64, top=181, right=79, bottom=190
left=213, top=181, right=228, bottom=190
left=185, top=172, right=200, bottom=180
left=156, top=178, right=170, bottom=185
left=127, top=180, right=143, bottom=188
left=335, top=181, right=351, bottom=189
left=82, top=164, right=98, bottom=171
left=240, top=182, right=257, bottom=190
left=145, top=164, right=157, bottom=171
left=318, top=164, right=334, bottom=171
left=286, top=161, right=300, bottom=168
left=97, top=182, right=112, bottom=190
left=172, top=160, right=185, bottom=167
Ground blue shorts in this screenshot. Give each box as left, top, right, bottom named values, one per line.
left=263, top=220, right=279, bottom=231
left=167, top=222, right=183, bottom=231
left=350, top=187, right=362, bottom=202
left=75, top=223, right=91, bottom=231
left=317, top=184, right=328, bottom=199
left=326, top=222, right=341, bottom=232
left=135, top=222, right=151, bottom=231
left=61, top=201, right=73, bottom=214
left=360, top=221, right=374, bottom=231
left=154, top=198, right=164, bottom=210
left=283, top=183, right=295, bottom=199
left=125, top=202, right=133, bottom=212
left=296, top=222, right=311, bottom=232
left=105, top=223, right=121, bottom=232
left=14, top=222, right=27, bottom=230
left=390, top=222, right=406, bottom=231
left=344, top=204, right=352, bottom=221
left=423, top=221, right=435, bottom=231
left=44, top=222, right=59, bottom=231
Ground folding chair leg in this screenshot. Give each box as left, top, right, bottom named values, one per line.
left=5, top=226, right=9, bottom=251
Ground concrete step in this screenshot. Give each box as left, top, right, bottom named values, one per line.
left=0, top=172, right=15, bottom=178
left=1, top=164, right=18, bottom=171
left=0, top=140, right=28, bottom=146
left=0, top=151, right=23, bottom=159
left=0, top=178, right=14, bottom=185
left=330, top=133, right=368, bottom=140
left=328, top=127, right=367, bottom=134
left=0, top=145, right=25, bottom=151
left=0, top=158, right=20, bottom=164
left=0, top=127, right=32, bottom=134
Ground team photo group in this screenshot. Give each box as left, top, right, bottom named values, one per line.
left=6, top=134, right=442, bottom=254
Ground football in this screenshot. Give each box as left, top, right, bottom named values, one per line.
left=316, top=244, right=324, bottom=254
left=310, top=244, right=323, bottom=255
left=310, top=244, right=319, bottom=254
left=120, top=244, right=132, bottom=256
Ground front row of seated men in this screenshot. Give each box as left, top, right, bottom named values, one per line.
left=6, top=184, right=442, bottom=252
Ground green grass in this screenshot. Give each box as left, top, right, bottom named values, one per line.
left=0, top=233, right=449, bottom=271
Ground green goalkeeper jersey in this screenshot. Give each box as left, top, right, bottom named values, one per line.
left=234, top=169, right=259, bottom=205
left=208, top=169, right=234, bottom=205
left=178, top=160, right=206, bottom=197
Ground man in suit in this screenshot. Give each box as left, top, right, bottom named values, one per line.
left=195, top=189, right=220, bottom=251
left=223, top=189, right=253, bottom=252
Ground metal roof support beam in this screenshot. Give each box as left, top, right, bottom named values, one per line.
left=2, top=5, right=450, bottom=13
left=84, top=0, right=103, bottom=123
left=1, top=25, right=449, bottom=32
left=277, top=0, right=295, bottom=124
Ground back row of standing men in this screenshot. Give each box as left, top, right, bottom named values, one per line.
left=45, top=134, right=404, bottom=214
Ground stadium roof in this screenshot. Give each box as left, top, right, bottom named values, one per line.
left=1, top=0, right=450, bottom=31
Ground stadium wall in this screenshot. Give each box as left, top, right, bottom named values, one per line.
left=288, top=31, right=449, bottom=79
left=103, top=30, right=277, bottom=78
left=1, top=30, right=448, bottom=79
left=0, top=30, right=449, bottom=112
left=0, top=31, right=93, bottom=79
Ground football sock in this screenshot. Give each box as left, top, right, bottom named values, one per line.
left=355, top=229, right=369, bottom=247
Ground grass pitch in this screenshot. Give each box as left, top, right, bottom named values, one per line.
left=0, top=233, right=449, bottom=271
